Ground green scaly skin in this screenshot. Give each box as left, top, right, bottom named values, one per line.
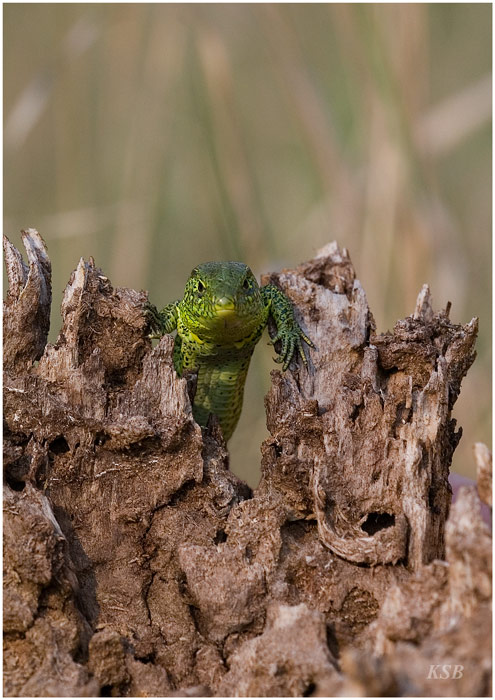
left=146, top=261, right=314, bottom=442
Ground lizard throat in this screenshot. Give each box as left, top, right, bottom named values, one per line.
left=181, top=306, right=260, bottom=344
left=201, top=309, right=246, bottom=336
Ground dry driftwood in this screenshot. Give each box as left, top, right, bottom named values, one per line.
left=3, top=232, right=491, bottom=697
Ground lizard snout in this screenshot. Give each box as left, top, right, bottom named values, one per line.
left=214, top=297, right=236, bottom=314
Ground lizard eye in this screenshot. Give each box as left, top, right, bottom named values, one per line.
left=243, top=278, right=250, bottom=290
left=197, top=281, right=205, bottom=293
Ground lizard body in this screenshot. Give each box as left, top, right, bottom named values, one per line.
left=146, top=261, right=313, bottom=441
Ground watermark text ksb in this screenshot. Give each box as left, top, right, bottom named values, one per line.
left=427, top=664, right=464, bottom=680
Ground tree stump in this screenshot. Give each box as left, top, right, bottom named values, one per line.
left=3, top=232, right=491, bottom=697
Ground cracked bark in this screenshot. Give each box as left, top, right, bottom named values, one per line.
left=3, top=233, right=491, bottom=697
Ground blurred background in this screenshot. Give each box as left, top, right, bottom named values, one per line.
left=4, top=4, right=491, bottom=486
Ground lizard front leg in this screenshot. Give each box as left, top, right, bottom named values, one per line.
left=261, top=284, right=314, bottom=370
left=144, top=300, right=180, bottom=338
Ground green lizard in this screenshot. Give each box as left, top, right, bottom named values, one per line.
left=146, top=261, right=313, bottom=442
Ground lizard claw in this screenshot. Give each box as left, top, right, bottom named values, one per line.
left=143, top=300, right=179, bottom=337
left=274, top=327, right=313, bottom=371
left=300, top=330, right=315, bottom=348
left=267, top=331, right=282, bottom=346
left=143, top=301, right=161, bottom=327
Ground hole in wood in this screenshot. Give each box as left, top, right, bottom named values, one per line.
left=94, top=432, right=107, bottom=447
left=214, top=529, right=227, bottom=544
left=6, top=476, right=25, bottom=491
left=303, top=681, right=316, bottom=696
left=49, top=435, right=70, bottom=454
left=326, top=623, right=340, bottom=659
left=361, top=511, right=395, bottom=535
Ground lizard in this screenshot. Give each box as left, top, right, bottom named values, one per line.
left=145, top=261, right=314, bottom=442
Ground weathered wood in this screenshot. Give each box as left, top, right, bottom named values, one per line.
left=3, top=233, right=491, bottom=697
left=3, top=229, right=51, bottom=372
left=475, top=441, right=492, bottom=507
left=261, top=244, right=477, bottom=569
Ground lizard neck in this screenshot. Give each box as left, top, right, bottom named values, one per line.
left=176, top=306, right=269, bottom=441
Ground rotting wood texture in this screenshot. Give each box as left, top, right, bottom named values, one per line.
left=3, top=231, right=491, bottom=697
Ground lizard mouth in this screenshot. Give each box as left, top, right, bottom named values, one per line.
left=211, top=300, right=244, bottom=333
left=214, top=309, right=241, bottom=329
left=214, top=297, right=236, bottom=317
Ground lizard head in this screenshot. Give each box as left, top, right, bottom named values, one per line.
left=180, top=261, right=264, bottom=342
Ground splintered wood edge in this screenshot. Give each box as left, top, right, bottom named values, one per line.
left=3, top=235, right=29, bottom=298
left=474, top=442, right=492, bottom=507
